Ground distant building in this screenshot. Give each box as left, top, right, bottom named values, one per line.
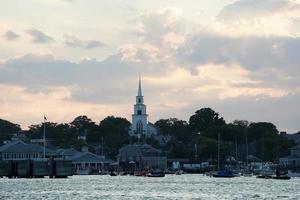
left=117, top=144, right=167, bottom=170
left=128, top=76, right=157, bottom=138
left=77, top=130, right=87, bottom=141
left=0, top=140, right=56, bottom=161
left=280, top=144, right=300, bottom=167
left=57, top=147, right=113, bottom=171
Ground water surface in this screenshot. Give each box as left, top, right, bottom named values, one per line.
left=0, top=175, right=299, bottom=199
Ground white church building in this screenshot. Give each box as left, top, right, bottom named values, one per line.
left=128, top=76, right=157, bottom=138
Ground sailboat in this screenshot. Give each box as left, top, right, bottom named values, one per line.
left=212, top=133, right=235, bottom=178
left=242, top=135, right=253, bottom=177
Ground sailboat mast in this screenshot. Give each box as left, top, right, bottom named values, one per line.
left=101, top=136, right=104, bottom=156
left=235, top=136, right=238, bottom=161
left=43, top=115, right=46, bottom=160
left=218, top=132, right=220, bottom=171
left=246, top=135, right=249, bottom=166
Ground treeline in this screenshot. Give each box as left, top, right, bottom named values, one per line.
left=155, top=108, right=295, bottom=162
left=0, top=108, right=296, bottom=161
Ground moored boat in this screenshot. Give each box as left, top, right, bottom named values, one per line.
left=110, top=171, right=118, bottom=176
left=272, top=175, right=291, bottom=180
left=287, top=170, right=300, bottom=177
left=212, top=170, right=235, bottom=178
left=147, top=169, right=165, bottom=177
left=134, top=171, right=148, bottom=176
left=256, top=174, right=272, bottom=179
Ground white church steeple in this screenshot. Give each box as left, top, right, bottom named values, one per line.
left=138, top=74, right=142, bottom=97
left=136, top=75, right=144, bottom=105
left=129, top=75, right=157, bottom=138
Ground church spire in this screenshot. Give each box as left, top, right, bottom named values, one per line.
left=138, top=74, right=142, bottom=96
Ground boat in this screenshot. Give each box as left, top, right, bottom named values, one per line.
left=272, top=175, right=291, bottom=180
left=119, top=171, right=128, bottom=176
left=256, top=174, right=272, bottom=179
left=287, top=170, right=300, bottom=177
left=147, top=169, right=165, bottom=177
left=212, top=170, right=235, bottom=178
left=175, top=170, right=183, bottom=175
left=271, top=169, right=291, bottom=180
left=77, top=168, right=92, bottom=175
left=242, top=171, right=253, bottom=177
left=211, top=133, right=235, bottom=178
left=110, top=171, right=118, bottom=176
left=134, top=171, right=147, bottom=176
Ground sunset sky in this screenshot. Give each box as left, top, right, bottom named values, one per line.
left=0, top=0, right=300, bottom=132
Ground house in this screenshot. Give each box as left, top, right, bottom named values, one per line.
left=57, top=147, right=113, bottom=171
left=117, top=144, right=167, bottom=171
left=0, top=140, right=56, bottom=161
left=280, top=144, right=300, bottom=167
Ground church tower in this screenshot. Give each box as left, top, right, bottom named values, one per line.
left=131, top=75, right=148, bottom=137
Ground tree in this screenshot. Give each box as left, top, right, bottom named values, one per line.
left=0, top=119, right=21, bottom=142
left=247, top=122, right=293, bottom=162
left=70, top=115, right=99, bottom=143
left=154, top=118, right=191, bottom=141
left=98, top=116, right=131, bottom=158
left=70, top=115, right=95, bottom=131
left=27, top=122, right=77, bottom=148
left=189, top=108, right=225, bottom=133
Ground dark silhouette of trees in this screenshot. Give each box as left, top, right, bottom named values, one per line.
left=0, top=119, right=21, bottom=143
left=189, top=108, right=225, bottom=133
left=0, top=107, right=296, bottom=161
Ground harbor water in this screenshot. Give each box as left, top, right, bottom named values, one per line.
left=0, top=174, right=299, bottom=199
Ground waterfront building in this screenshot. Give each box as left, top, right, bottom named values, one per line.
left=280, top=144, right=300, bottom=167
left=57, top=147, right=113, bottom=171
left=128, top=76, right=157, bottom=138
left=0, top=140, right=55, bottom=161
left=117, top=144, right=167, bottom=170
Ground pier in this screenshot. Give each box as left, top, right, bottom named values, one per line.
left=0, top=159, right=72, bottom=178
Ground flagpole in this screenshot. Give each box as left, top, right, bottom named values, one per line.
left=43, top=115, right=46, bottom=160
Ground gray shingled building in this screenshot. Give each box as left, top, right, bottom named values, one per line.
left=117, top=144, right=167, bottom=171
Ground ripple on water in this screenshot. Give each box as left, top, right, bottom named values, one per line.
left=0, top=175, right=300, bottom=200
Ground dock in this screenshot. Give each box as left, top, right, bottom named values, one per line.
left=0, top=159, right=72, bottom=178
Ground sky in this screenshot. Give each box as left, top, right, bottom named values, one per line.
left=0, top=0, right=300, bottom=132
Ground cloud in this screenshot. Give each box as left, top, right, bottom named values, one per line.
left=64, top=34, right=105, bottom=49
left=175, top=33, right=300, bottom=76
left=1, top=6, right=300, bottom=131
left=26, top=29, right=54, bottom=43
left=136, top=8, right=185, bottom=45
left=0, top=84, right=130, bottom=129
left=0, top=52, right=299, bottom=131
left=218, top=0, right=299, bottom=20
left=216, top=0, right=300, bottom=36
left=3, top=30, right=19, bottom=41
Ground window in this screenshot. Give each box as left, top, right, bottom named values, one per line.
left=137, top=110, right=142, bottom=115
left=138, top=98, right=141, bottom=103
left=137, top=121, right=143, bottom=135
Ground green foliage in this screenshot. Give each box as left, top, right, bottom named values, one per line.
left=189, top=108, right=225, bottom=133
left=154, top=118, right=192, bottom=142
left=0, top=119, right=21, bottom=143
left=0, top=107, right=297, bottom=162
left=98, top=116, right=131, bottom=158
